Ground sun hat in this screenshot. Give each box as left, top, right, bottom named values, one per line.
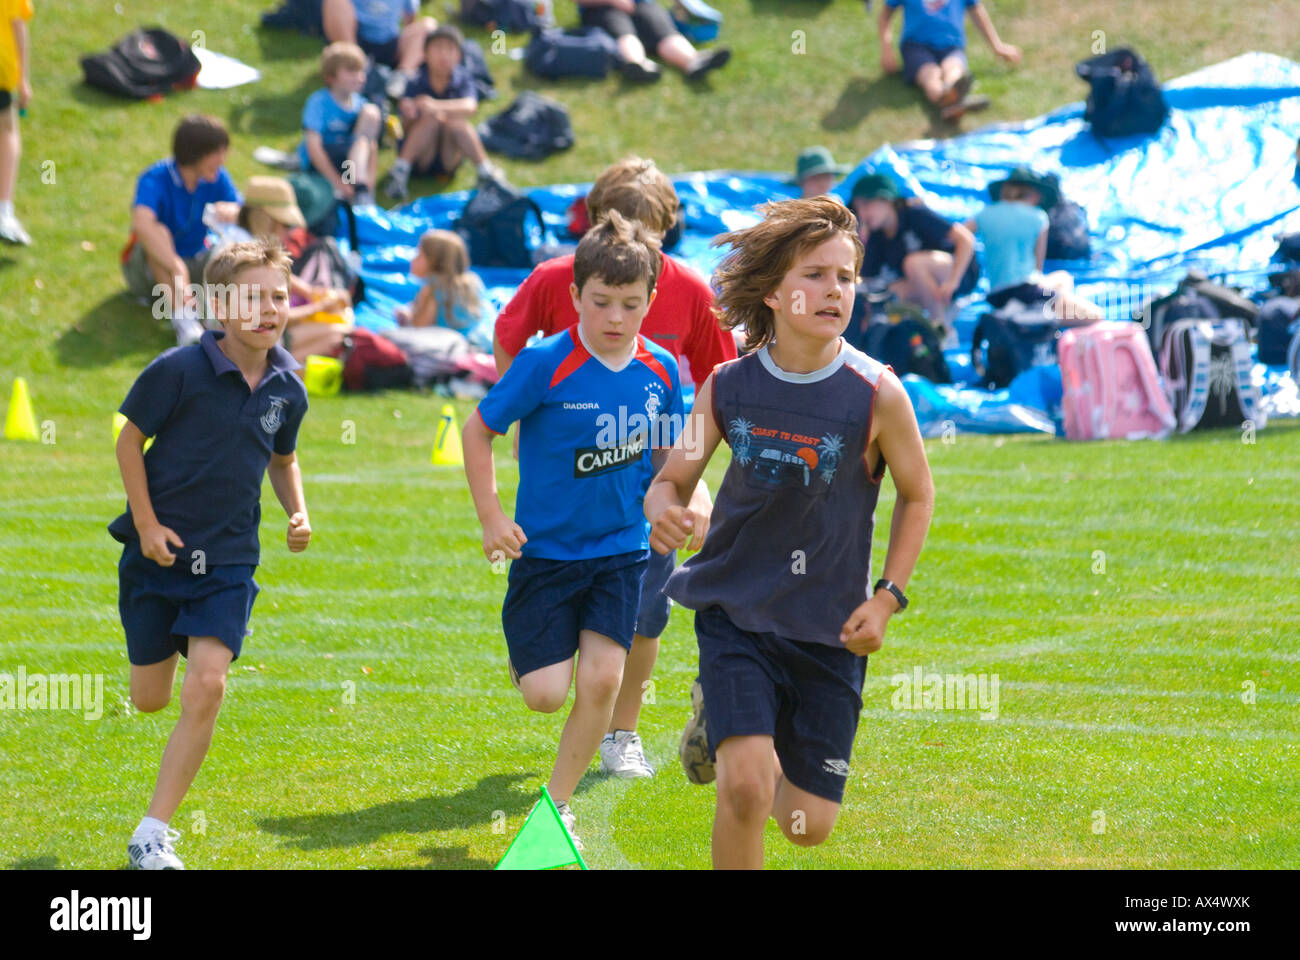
left=988, top=167, right=1060, bottom=211
left=243, top=176, right=307, bottom=229
left=848, top=171, right=901, bottom=204
left=794, top=146, right=850, bottom=184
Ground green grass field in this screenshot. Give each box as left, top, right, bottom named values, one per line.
left=2, top=1, right=1298, bottom=870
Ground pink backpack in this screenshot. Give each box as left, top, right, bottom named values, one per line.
left=1059, top=321, right=1176, bottom=440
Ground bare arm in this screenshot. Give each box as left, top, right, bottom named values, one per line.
left=969, top=3, right=1021, bottom=63
left=840, top=371, right=934, bottom=654
left=304, top=130, right=351, bottom=198
left=463, top=411, right=528, bottom=561
left=419, top=95, right=478, bottom=121
left=130, top=205, right=182, bottom=273
left=645, top=374, right=723, bottom=555
left=408, top=285, right=437, bottom=328
left=878, top=4, right=900, bottom=74
left=115, top=419, right=185, bottom=567
left=940, top=222, right=977, bottom=296
left=1035, top=225, right=1048, bottom=272
left=492, top=333, right=515, bottom=378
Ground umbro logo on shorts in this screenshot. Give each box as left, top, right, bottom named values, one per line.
left=823, top=758, right=850, bottom=777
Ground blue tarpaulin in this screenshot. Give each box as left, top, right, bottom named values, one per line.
left=345, top=52, right=1300, bottom=433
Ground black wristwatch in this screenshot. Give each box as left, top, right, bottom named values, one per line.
left=874, top=579, right=908, bottom=611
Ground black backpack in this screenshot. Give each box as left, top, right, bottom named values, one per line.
left=80, top=27, right=201, bottom=99
left=260, top=0, right=325, bottom=36
left=1158, top=319, right=1263, bottom=432
left=861, top=318, right=952, bottom=385
left=1139, top=272, right=1258, bottom=352
left=454, top=178, right=546, bottom=269
left=478, top=90, right=575, bottom=161
left=1076, top=47, right=1168, bottom=139
left=460, top=0, right=542, bottom=33
left=461, top=38, right=497, bottom=101
left=1044, top=173, right=1091, bottom=261
left=971, top=308, right=1060, bottom=390
left=524, top=26, right=620, bottom=79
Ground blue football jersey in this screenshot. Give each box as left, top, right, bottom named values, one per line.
left=476, top=325, right=684, bottom=561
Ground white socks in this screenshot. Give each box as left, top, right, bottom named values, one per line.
left=133, top=816, right=169, bottom=839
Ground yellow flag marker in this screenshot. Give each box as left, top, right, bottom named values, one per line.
left=4, top=378, right=39, bottom=441
left=112, top=412, right=153, bottom=452
left=431, top=403, right=464, bottom=466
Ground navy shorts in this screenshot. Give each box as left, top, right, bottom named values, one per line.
left=634, top=547, right=675, bottom=638
left=502, top=550, right=648, bottom=677
left=900, top=41, right=967, bottom=86
left=695, top=605, right=868, bottom=804
left=579, top=3, right=679, bottom=51
left=359, top=36, right=400, bottom=69
left=118, top=540, right=258, bottom=665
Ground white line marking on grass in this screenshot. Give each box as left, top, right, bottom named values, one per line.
left=859, top=707, right=1300, bottom=743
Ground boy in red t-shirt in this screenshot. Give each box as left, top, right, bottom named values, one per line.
left=493, top=156, right=735, bottom=779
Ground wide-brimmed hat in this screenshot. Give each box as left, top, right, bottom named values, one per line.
left=243, top=176, right=307, bottom=229
left=794, top=146, right=850, bottom=184
left=849, top=172, right=901, bottom=204
left=988, top=167, right=1060, bottom=211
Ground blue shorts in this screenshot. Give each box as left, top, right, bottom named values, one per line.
left=502, top=550, right=648, bottom=678
left=634, top=547, right=675, bottom=639
left=118, top=540, right=258, bottom=665
left=900, top=41, right=967, bottom=86
left=695, top=605, right=868, bottom=804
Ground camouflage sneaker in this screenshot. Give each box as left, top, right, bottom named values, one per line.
left=679, top=679, right=715, bottom=785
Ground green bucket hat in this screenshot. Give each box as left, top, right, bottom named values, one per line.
left=794, top=146, right=850, bottom=184
left=988, top=167, right=1060, bottom=211
left=849, top=172, right=901, bottom=204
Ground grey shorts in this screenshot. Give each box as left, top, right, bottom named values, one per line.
left=122, top=241, right=211, bottom=301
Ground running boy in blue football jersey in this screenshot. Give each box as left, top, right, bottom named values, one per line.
left=645, top=197, right=935, bottom=869
left=463, top=211, right=687, bottom=846
left=111, top=239, right=311, bottom=869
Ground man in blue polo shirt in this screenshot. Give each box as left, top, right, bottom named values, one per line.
left=462, top=211, right=700, bottom=848
left=123, top=114, right=242, bottom=346
left=877, top=0, right=1021, bottom=121
left=111, top=239, right=311, bottom=870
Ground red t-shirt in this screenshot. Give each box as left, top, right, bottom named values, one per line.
left=494, top=252, right=736, bottom=389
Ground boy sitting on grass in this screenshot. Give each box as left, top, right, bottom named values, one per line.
left=383, top=25, right=499, bottom=199
left=878, top=0, right=1020, bottom=122
left=645, top=196, right=935, bottom=869
left=111, top=239, right=311, bottom=870
left=462, top=211, right=683, bottom=848
left=299, top=42, right=382, bottom=206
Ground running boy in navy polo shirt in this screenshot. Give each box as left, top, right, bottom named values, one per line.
left=110, top=239, right=311, bottom=870
left=462, top=211, right=686, bottom=847
left=646, top=197, right=935, bottom=869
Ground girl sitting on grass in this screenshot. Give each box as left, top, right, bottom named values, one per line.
left=396, top=229, right=489, bottom=334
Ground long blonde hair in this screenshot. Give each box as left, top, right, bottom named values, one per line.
left=418, top=229, right=481, bottom=325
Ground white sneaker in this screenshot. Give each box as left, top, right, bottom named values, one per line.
left=553, top=800, right=584, bottom=852
left=385, top=70, right=411, bottom=101
left=598, top=730, right=655, bottom=779
left=252, top=145, right=301, bottom=171
left=127, top=828, right=184, bottom=870
left=0, top=211, right=31, bottom=246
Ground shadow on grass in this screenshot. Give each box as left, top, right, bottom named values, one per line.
left=229, top=71, right=319, bottom=138
left=747, top=0, right=836, bottom=16
left=56, top=293, right=174, bottom=369
left=254, top=25, right=329, bottom=63
left=9, top=855, right=59, bottom=869
left=413, top=845, right=496, bottom=870
left=257, top=771, right=596, bottom=852
left=821, top=72, right=918, bottom=131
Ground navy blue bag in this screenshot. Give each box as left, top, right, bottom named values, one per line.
left=478, top=90, right=575, bottom=160
left=972, top=309, right=1060, bottom=390
left=261, top=0, right=324, bottom=35
left=524, top=26, right=619, bottom=79
left=460, top=0, right=541, bottom=33
left=1076, top=48, right=1168, bottom=139
left=454, top=178, right=546, bottom=269
left=862, top=319, right=952, bottom=385
left=1257, top=297, right=1300, bottom=366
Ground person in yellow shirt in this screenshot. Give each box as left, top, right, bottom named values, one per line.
left=0, top=0, right=32, bottom=245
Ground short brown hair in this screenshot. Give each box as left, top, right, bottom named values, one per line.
left=321, top=41, right=366, bottom=80
left=204, top=238, right=293, bottom=291
left=586, top=157, right=679, bottom=237
left=173, top=114, right=230, bottom=167
left=711, top=196, right=864, bottom=352
left=573, top=210, right=662, bottom=297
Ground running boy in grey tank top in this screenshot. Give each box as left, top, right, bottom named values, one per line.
left=645, top=197, right=935, bottom=869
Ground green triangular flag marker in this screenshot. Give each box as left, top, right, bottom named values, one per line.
left=495, top=786, right=588, bottom=871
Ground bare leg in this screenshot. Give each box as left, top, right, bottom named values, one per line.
left=898, top=249, right=958, bottom=321
left=0, top=108, right=19, bottom=204
left=321, top=0, right=357, bottom=44
left=143, top=637, right=233, bottom=824
left=655, top=34, right=697, bottom=72
left=713, top=735, right=776, bottom=869
left=617, top=33, right=649, bottom=66
left=607, top=633, right=658, bottom=733
left=397, top=17, right=438, bottom=73
left=145, top=250, right=193, bottom=320
left=442, top=118, right=485, bottom=168
left=547, top=630, right=626, bottom=804
left=772, top=777, right=842, bottom=848
left=348, top=104, right=382, bottom=190
left=399, top=103, right=444, bottom=167
left=914, top=62, right=946, bottom=105
left=129, top=654, right=180, bottom=714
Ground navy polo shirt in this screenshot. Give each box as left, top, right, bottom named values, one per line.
left=402, top=64, right=475, bottom=103
left=108, top=330, right=308, bottom=567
